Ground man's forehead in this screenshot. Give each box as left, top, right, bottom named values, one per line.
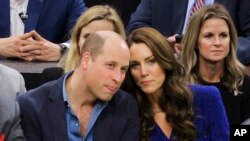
left=103, top=38, right=128, bottom=52
left=95, top=30, right=122, bottom=40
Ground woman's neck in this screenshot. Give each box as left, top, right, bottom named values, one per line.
left=199, top=61, right=225, bottom=83
left=146, top=90, right=163, bottom=113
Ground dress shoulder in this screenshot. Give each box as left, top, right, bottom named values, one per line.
left=189, top=84, right=221, bottom=100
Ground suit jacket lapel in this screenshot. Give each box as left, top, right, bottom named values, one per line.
left=172, top=0, right=189, bottom=34
left=93, top=103, right=113, bottom=141
left=0, top=0, right=10, bottom=37
left=25, top=0, right=45, bottom=32
left=47, top=78, right=68, bottom=141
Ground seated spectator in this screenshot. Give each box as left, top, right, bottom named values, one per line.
left=127, top=0, right=250, bottom=64
left=17, top=31, right=140, bottom=140
left=180, top=4, right=250, bottom=124
left=122, top=27, right=229, bottom=140
left=0, top=64, right=26, bottom=140
left=59, top=5, right=125, bottom=72
left=0, top=0, right=87, bottom=61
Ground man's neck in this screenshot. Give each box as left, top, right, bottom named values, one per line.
left=65, top=71, right=97, bottom=107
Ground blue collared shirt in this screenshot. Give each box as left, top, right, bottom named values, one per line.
left=62, top=72, right=108, bottom=141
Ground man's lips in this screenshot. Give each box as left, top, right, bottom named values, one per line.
left=106, top=85, right=117, bottom=92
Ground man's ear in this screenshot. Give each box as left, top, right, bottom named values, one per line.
left=81, top=52, right=91, bottom=70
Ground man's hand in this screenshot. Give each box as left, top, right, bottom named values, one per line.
left=20, top=30, right=61, bottom=62
left=0, top=33, right=33, bottom=60
left=166, top=34, right=182, bottom=58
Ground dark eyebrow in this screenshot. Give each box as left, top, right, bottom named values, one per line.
left=129, top=55, right=154, bottom=65
left=144, top=55, right=154, bottom=61
left=220, top=31, right=229, bottom=34
left=129, top=60, right=138, bottom=66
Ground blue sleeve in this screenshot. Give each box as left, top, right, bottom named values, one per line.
left=65, top=0, right=87, bottom=37
left=126, top=0, right=152, bottom=34
left=191, top=85, right=230, bottom=141
left=204, top=87, right=230, bottom=141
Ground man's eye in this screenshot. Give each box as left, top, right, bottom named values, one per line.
left=107, top=64, right=115, bottom=68
left=121, top=68, right=128, bottom=74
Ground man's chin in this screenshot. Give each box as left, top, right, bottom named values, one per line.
left=99, top=94, right=114, bottom=102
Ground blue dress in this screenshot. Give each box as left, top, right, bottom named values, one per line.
left=150, top=124, right=173, bottom=141
left=149, top=85, right=230, bottom=141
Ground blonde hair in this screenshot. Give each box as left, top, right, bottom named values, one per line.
left=180, top=4, right=244, bottom=95
left=59, top=5, right=125, bottom=72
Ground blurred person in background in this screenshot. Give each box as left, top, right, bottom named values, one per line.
left=0, top=0, right=86, bottom=61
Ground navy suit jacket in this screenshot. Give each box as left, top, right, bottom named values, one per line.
left=0, top=0, right=87, bottom=43
left=127, top=0, right=250, bottom=64
left=16, top=74, right=140, bottom=141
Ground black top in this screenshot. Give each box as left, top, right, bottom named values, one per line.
left=199, top=75, right=250, bottom=124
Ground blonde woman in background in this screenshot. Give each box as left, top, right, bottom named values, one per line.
left=59, top=5, right=125, bottom=71
left=180, top=4, right=250, bottom=125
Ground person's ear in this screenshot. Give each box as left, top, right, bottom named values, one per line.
left=81, top=52, right=91, bottom=70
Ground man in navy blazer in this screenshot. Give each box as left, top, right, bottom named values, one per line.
left=127, top=0, right=250, bottom=64
left=0, top=0, right=86, bottom=61
left=17, top=31, right=140, bottom=141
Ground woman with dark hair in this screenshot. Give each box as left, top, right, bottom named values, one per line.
left=123, top=27, right=229, bottom=141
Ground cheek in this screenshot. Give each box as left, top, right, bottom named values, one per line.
left=197, top=41, right=210, bottom=54
left=198, top=38, right=210, bottom=48
left=120, top=74, right=126, bottom=83
left=198, top=47, right=208, bottom=58
left=224, top=45, right=230, bottom=56
left=155, top=67, right=166, bottom=81
left=130, top=70, right=140, bottom=83
left=224, top=39, right=230, bottom=48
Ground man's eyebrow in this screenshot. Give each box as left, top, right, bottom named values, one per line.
left=121, top=65, right=129, bottom=70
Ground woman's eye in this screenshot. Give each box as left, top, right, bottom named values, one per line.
left=148, top=59, right=156, bottom=64
left=130, top=63, right=139, bottom=69
left=204, top=33, right=213, bottom=38
left=220, top=33, right=228, bottom=38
